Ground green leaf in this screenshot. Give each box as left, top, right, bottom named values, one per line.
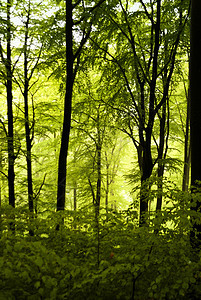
left=34, top=281, right=41, bottom=289
left=182, top=282, right=189, bottom=290
left=38, top=288, right=44, bottom=296
left=35, top=256, right=43, bottom=268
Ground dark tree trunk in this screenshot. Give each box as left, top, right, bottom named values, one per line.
left=24, top=5, right=34, bottom=213
left=105, top=164, right=109, bottom=214
left=95, top=110, right=101, bottom=222
left=182, top=88, right=191, bottom=192
left=139, top=0, right=161, bottom=225
left=6, top=0, right=15, bottom=208
left=139, top=130, right=153, bottom=225
left=73, top=186, right=77, bottom=211
left=156, top=101, right=167, bottom=211
left=95, top=145, right=101, bottom=220
left=189, top=0, right=201, bottom=248
left=56, top=1, right=105, bottom=214
left=0, top=152, right=1, bottom=207
left=57, top=0, right=74, bottom=211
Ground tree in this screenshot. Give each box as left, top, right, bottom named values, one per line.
left=91, top=0, right=190, bottom=224
left=189, top=0, right=201, bottom=247
left=0, top=0, right=16, bottom=208
left=57, top=0, right=105, bottom=212
left=71, top=74, right=115, bottom=218
left=14, top=0, right=46, bottom=213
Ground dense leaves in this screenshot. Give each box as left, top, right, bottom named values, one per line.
left=0, top=0, right=200, bottom=299
left=0, top=191, right=201, bottom=299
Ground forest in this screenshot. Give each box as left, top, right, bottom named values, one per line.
left=0, top=0, right=201, bottom=299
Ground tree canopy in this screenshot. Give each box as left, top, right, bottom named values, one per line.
left=0, top=0, right=201, bottom=299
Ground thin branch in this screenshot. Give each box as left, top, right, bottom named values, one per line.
left=72, top=0, right=82, bottom=9
left=152, top=0, right=190, bottom=120
left=88, top=177, right=96, bottom=204
left=13, top=102, right=24, bottom=114
left=0, top=39, right=6, bottom=66
left=13, top=74, right=24, bottom=95
left=0, top=170, right=8, bottom=179
left=28, top=77, right=39, bottom=91
left=12, top=51, right=23, bottom=74
left=33, top=173, right=46, bottom=200
left=74, top=25, right=92, bottom=60
left=28, top=44, right=44, bottom=81
left=118, top=2, right=150, bottom=85
left=139, top=0, right=154, bottom=24
left=0, top=119, right=7, bottom=136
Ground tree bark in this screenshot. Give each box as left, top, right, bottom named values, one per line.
left=6, top=0, right=15, bottom=208
left=105, top=157, right=109, bottom=214
left=182, top=88, right=191, bottom=192
left=189, top=0, right=201, bottom=248
left=56, top=0, right=106, bottom=213
left=24, top=3, right=34, bottom=213
left=73, top=185, right=77, bottom=211
left=139, top=129, right=153, bottom=225
left=95, top=109, right=101, bottom=222
left=139, top=0, right=161, bottom=225
left=156, top=100, right=167, bottom=211
left=57, top=0, right=74, bottom=211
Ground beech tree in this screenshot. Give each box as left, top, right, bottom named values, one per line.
left=72, top=79, right=118, bottom=220
left=91, top=0, right=190, bottom=224
left=190, top=0, right=201, bottom=247
left=0, top=0, right=16, bottom=208
left=56, top=0, right=105, bottom=212
left=14, top=0, right=46, bottom=213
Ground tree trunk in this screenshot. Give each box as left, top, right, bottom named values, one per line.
left=73, top=185, right=77, bottom=211
left=156, top=101, right=166, bottom=211
left=57, top=0, right=74, bottom=211
left=189, top=0, right=201, bottom=248
left=140, top=130, right=153, bottom=225
left=95, top=109, right=101, bottom=222
left=95, top=144, right=101, bottom=221
left=139, top=0, right=161, bottom=225
left=105, top=152, right=109, bottom=214
left=24, top=4, right=34, bottom=213
left=6, top=0, right=15, bottom=208
left=182, top=88, right=191, bottom=192
left=105, top=169, right=109, bottom=214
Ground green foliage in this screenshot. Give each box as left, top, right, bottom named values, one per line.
left=0, top=190, right=201, bottom=300
left=0, top=0, right=199, bottom=299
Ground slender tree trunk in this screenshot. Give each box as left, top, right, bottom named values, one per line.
left=139, top=133, right=153, bottom=225
left=182, top=88, right=191, bottom=192
left=95, top=144, right=101, bottom=220
left=73, top=185, right=77, bottom=211
left=156, top=101, right=166, bottom=211
left=139, top=0, right=161, bottom=225
left=96, top=155, right=101, bottom=269
left=57, top=0, right=74, bottom=211
left=6, top=0, right=15, bottom=208
left=105, top=170, right=109, bottom=214
left=105, top=152, right=109, bottom=214
left=0, top=148, right=2, bottom=208
left=0, top=150, right=2, bottom=234
left=24, top=5, right=34, bottom=213
left=189, top=0, right=201, bottom=248
left=95, top=110, right=101, bottom=222
left=156, top=166, right=164, bottom=211
left=94, top=111, right=102, bottom=269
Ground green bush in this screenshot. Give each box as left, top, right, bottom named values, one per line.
left=0, top=195, right=201, bottom=299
